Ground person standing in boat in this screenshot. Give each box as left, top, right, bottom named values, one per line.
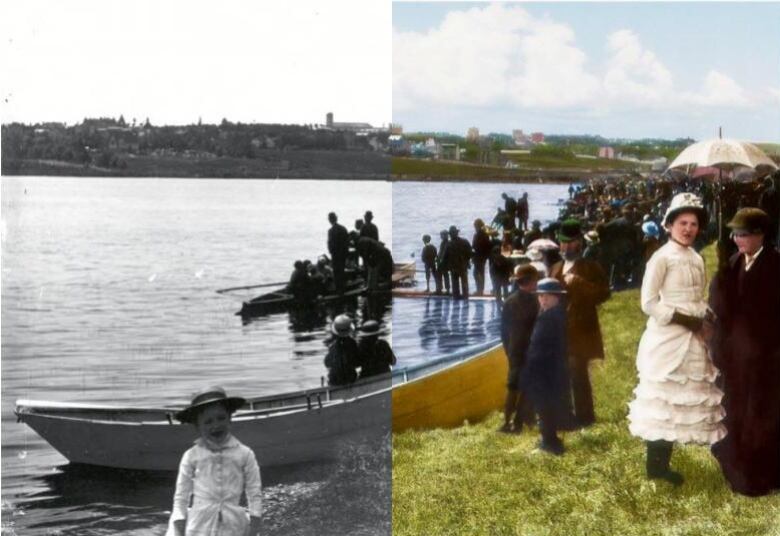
left=360, top=210, right=379, bottom=241
left=627, top=193, right=726, bottom=486
left=519, top=278, right=571, bottom=455
left=472, top=219, right=492, bottom=296
left=327, top=212, right=350, bottom=295
left=437, top=229, right=452, bottom=295
left=168, top=387, right=262, bottom=536
left=357, top=320, right=397, bottom=379
left=287, top=260, right=311, bottom=301
left=517, top=192, right=530, bottom=231
left=421, top=234, right=439, bottom=293
left=348, top=219, right=364, bottom=270
left=324, top=314, right=360, bottom=386
left=499, top=264, right=540, bottom=434
left=447, top=225, right=472, bottom=300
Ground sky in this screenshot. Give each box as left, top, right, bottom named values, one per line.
left=1, top=0, right=391, bottom=127
left=393, top=2, right=780, bottom=141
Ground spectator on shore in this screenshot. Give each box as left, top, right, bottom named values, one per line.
left=499, top=264, right=540, bottom=434
left=549, top=219, right=610, bottom=429
left=519, top=278, right=571, bottom=456
left=710, top=207, right=780, bottom=496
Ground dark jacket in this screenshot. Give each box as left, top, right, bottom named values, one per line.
left=437, top=237, right=451, bottom=271
left=501, top=288, right=539, bottom=368
left=549, top=258, right=610, bottom=362
left=358, top=337, right=397, bottom=378
left=520, top=304, right=570, bottom=425
left=328, top=223, right=350, bottom=264
left=360, top=222, right=379, bottom=241
left=324, top=337, right=360, bottom=386
left=710, top=247, right=780, bottom=496
left=472, top=229, right=493, bottom=263
left=421, top=244, right=438, bottom=269
left=447, top=236, right=473, bottom=272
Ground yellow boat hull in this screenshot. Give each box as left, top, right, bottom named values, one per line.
left=392, top=343, right=508, bottom=432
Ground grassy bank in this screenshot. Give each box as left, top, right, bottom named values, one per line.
left=392, top=245, right=780, bottom=535
left=391, top=156, right=639, bottom=182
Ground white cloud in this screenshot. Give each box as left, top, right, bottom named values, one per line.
left=681, top=71, right=751, bottom=108
left=603, top=30, right=673, bottom=105
left=393, top=4, right=598, bottom=111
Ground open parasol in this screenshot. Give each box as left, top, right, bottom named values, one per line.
left=667, top=134, right=778, bottom=265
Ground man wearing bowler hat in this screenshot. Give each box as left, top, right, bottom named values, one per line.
left=548, top=219, right=610, bottom=428
left=710, top=207, right=780, bottom=496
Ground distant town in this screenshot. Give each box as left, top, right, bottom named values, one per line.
left=3, top=114, right=778, bottom=181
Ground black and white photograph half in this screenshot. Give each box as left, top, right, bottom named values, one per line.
left=1, top=2, right=394, bottom=535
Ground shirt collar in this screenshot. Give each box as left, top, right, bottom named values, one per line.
left=196, top=434, right=239, bottom=452
left=745, top=246, right=764, bottom=262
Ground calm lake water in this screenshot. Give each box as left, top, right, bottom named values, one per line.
left=1, top=177, right=392, bottom=535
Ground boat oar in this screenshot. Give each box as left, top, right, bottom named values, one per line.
left=216, top=281, right=287, bottom=294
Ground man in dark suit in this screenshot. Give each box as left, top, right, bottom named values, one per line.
left=471, top=219, right=493, bottom=296
left=499, top=264, right=540, bottom=433
left=360, top=210, right=379, bottom=241
left=710, top=208, right=780, bottom=497
left=549, top=219, right=610, bottom=428
left=447, top=225, right=472, bottom=300
left=327, top=212, right=350, bottom=295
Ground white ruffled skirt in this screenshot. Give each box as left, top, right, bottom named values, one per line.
left=628, top=340, right=727, bottom=445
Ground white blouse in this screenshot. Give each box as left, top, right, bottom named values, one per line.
left=635, top=241, right=709, bottom=381
left=169, top=435, right=262, bottom=536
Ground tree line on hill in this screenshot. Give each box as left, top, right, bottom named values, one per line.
left=1, top=117, right=390, bottom=173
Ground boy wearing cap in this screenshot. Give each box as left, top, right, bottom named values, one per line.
left=710, top=207, right=780, bottom=496
left=499, top=264, right=540, bottom=433
left=169, top=387, right=262, bottom=536
left=519, top=278, right=571, bottom=455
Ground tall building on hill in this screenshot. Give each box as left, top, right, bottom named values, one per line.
left=466, top=127, right=480, bottom=142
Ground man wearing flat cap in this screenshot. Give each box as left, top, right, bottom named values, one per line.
left=549, top=219, right=610, bottom=428
left=709, top=207, right=780, bottom=496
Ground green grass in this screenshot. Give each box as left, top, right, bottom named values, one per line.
left=391, top=155, right=638, bottom=181
left=392, top=245, right=780, bottom=535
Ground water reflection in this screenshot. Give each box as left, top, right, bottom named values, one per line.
left=395, top=297, right=501, bottom=367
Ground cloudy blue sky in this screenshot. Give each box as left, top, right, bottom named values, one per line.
left=393, top=2, right=780, bottom=141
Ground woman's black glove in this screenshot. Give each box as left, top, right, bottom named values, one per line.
left=671, top=311, right=703, bottom=332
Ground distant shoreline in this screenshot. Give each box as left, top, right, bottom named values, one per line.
left=1, top=150, right=392, bottom=180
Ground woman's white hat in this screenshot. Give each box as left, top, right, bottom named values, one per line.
left=663, top=192, right=707, bottom=227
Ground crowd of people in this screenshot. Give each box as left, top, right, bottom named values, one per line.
left=162, top=173, right=779, bottom=534
left=496, top=182, right=780, bottom=497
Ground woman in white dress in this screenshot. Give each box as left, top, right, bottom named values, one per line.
left=627, top=192, right=726, bottom=485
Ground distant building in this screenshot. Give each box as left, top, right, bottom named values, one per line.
left=512, top=129, right=530, bottom=147
left=389, top=123, right=403, bottom=135
left=466, top=127, right=480, bottom=142
left=599, top=146, right=615, bottom=159
left=324, top=112, right=376, bottom=133
left=531, top=132, right=545, bottom=144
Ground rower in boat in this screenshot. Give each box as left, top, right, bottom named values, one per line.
left=357, top=320, right=396, bottom=379
left=324, top=314, right=360, bottom=386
